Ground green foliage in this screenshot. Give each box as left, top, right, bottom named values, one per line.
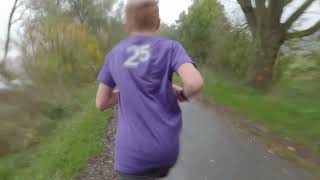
left=207, top=23, right=252, bottom=78
left=0, top=84, right=112, bottom=180
left=21, top=0, right=126, bottom=87
left=27, top=0, right=115, bottom=32
left=174, top=0, right=320, bottom=173
left=176, top=0, right=252, bottom=78
left=274, top=53, right=320, bottom=97
left=159, top=23, right=179, bottom=40
left=24, top=17, right=103, bottom=86
left=177, top=0, right=224, bottom=61
left=0, top=89, right=57, bottom=157
left=66, top=0, right=115, bottom=31
left=1, top=0, right=123, bottom=165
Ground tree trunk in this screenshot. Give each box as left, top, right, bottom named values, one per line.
left=3, top=0, right=19, bottom=62
left=247, top=36, right=282, bottom=91
left=1, top=0, right=19, bottom=81
left=237, top=0, right=319, bottom=91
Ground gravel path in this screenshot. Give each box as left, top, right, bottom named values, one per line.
left=165, top=103, right=313, bottom=180
left=79, top=115, right=117, bottom=180
left=80, top=103, right=314, bottom=180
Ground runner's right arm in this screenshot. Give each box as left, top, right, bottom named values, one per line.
left=96, top=83, right=118, bottom=111
left=176, top=63, right=204, bottom=100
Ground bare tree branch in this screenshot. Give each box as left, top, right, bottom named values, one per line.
left=282, top=0, right=316, bottom=31
left=16, top=1, right=24, bottom=9
left=2, top=0, right=20, bottom=63
left=270, top=0, right=285, bottom=24
left=237, top=0, right=254, bottom=15
left=233, top=0, right=319, bottom=90
left=10, top=17, right=22, bottom=25
left=285, top=20, right=320, bottom=40
left=239, top=22, right=249, bottom=29
left=232, top=23, right=249, bottom=33
left=283, top=0, right=294, bottom=7
left=10, top=7, right=26, bottom=26
left=237, top=0, right=257, bottom=33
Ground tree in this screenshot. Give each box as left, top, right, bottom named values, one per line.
left=1, top=0, right=23, bottom=79
left=159, top=23, right=179, bottom=40
left=26, top=0, right=115, bottom=32
left=177, top=0, right=226, bottom=62
left=177, top=0, right=253, bottom=78
left=21, top=0, right=122, bottom=86
left=66, top=0, right=115, bottom=32
left=236, top=0, right=320, bottom=90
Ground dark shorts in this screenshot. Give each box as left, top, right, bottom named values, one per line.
left=117, top=167, right=171, bottom=180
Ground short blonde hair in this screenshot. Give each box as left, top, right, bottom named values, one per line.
left=125, top=0, right=160, bottom=31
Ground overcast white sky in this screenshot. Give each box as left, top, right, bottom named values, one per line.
left=0, top=0, right=193, bottom=40
left=0, top=0, right=319, bottom=51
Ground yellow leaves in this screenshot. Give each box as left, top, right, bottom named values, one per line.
left=65, top=63, right=73, bottom=74
left=87, top=43, right=99, bottom=58
left=30, top=16, right=105, bottom=84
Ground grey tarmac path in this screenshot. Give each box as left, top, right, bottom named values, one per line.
left=165, top=102, right=314, bottom=180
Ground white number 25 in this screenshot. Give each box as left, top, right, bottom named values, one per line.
left=124, top=44, right=151, bottom=68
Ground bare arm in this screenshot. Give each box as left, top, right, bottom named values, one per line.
left=175, top=63, right=204, bottom=100
left=96, top=83, right=119, bottom=111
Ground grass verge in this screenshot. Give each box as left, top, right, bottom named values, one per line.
left=200, top=69, right=320, bottom=176
left=0, top=84, right=112, bottom=180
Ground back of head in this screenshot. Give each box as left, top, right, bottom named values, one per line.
left=125, top=0, right=160, bottom=31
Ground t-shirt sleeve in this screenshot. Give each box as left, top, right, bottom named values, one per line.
left=97, top=54, right=116, bottom=88
left=171, top=41, right=194, bottom=72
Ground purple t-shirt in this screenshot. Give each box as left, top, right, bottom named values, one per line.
left=98, top=35, right=193, bottom=173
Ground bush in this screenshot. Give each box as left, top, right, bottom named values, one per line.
left=176, top=0, right=252, bottom=79
left=207, top=21, right=252, bottom=78
left=0, top=84, right=112, bottom=180
left=274, top=53, right=320, bottom=97
left=23, top=17, right=103, bottom=87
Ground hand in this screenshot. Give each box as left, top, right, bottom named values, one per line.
left=172, top=84, right=188, bottom=102
left=113, top=88, right=119, bottom=94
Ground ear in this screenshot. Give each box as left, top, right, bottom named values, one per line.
left=155, top=18, right=161, bottom=31
left=123, top=20, right=131, bottom=33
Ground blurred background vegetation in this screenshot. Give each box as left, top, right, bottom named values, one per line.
left=0, top=0, right=319, bottom=179
left=0, top=0, right=125, bottom=179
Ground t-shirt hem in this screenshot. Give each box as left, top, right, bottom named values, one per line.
left=115, top=162, right=176, bottom=174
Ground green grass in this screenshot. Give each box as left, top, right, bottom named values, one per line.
left=202, top=70, right=320, bottom=153
left=200, top=68, right=320, bottom=168
left=0, top=84, right=112, bottom=180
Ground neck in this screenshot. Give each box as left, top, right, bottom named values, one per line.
left=131, top=31, right=157, bottom=36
